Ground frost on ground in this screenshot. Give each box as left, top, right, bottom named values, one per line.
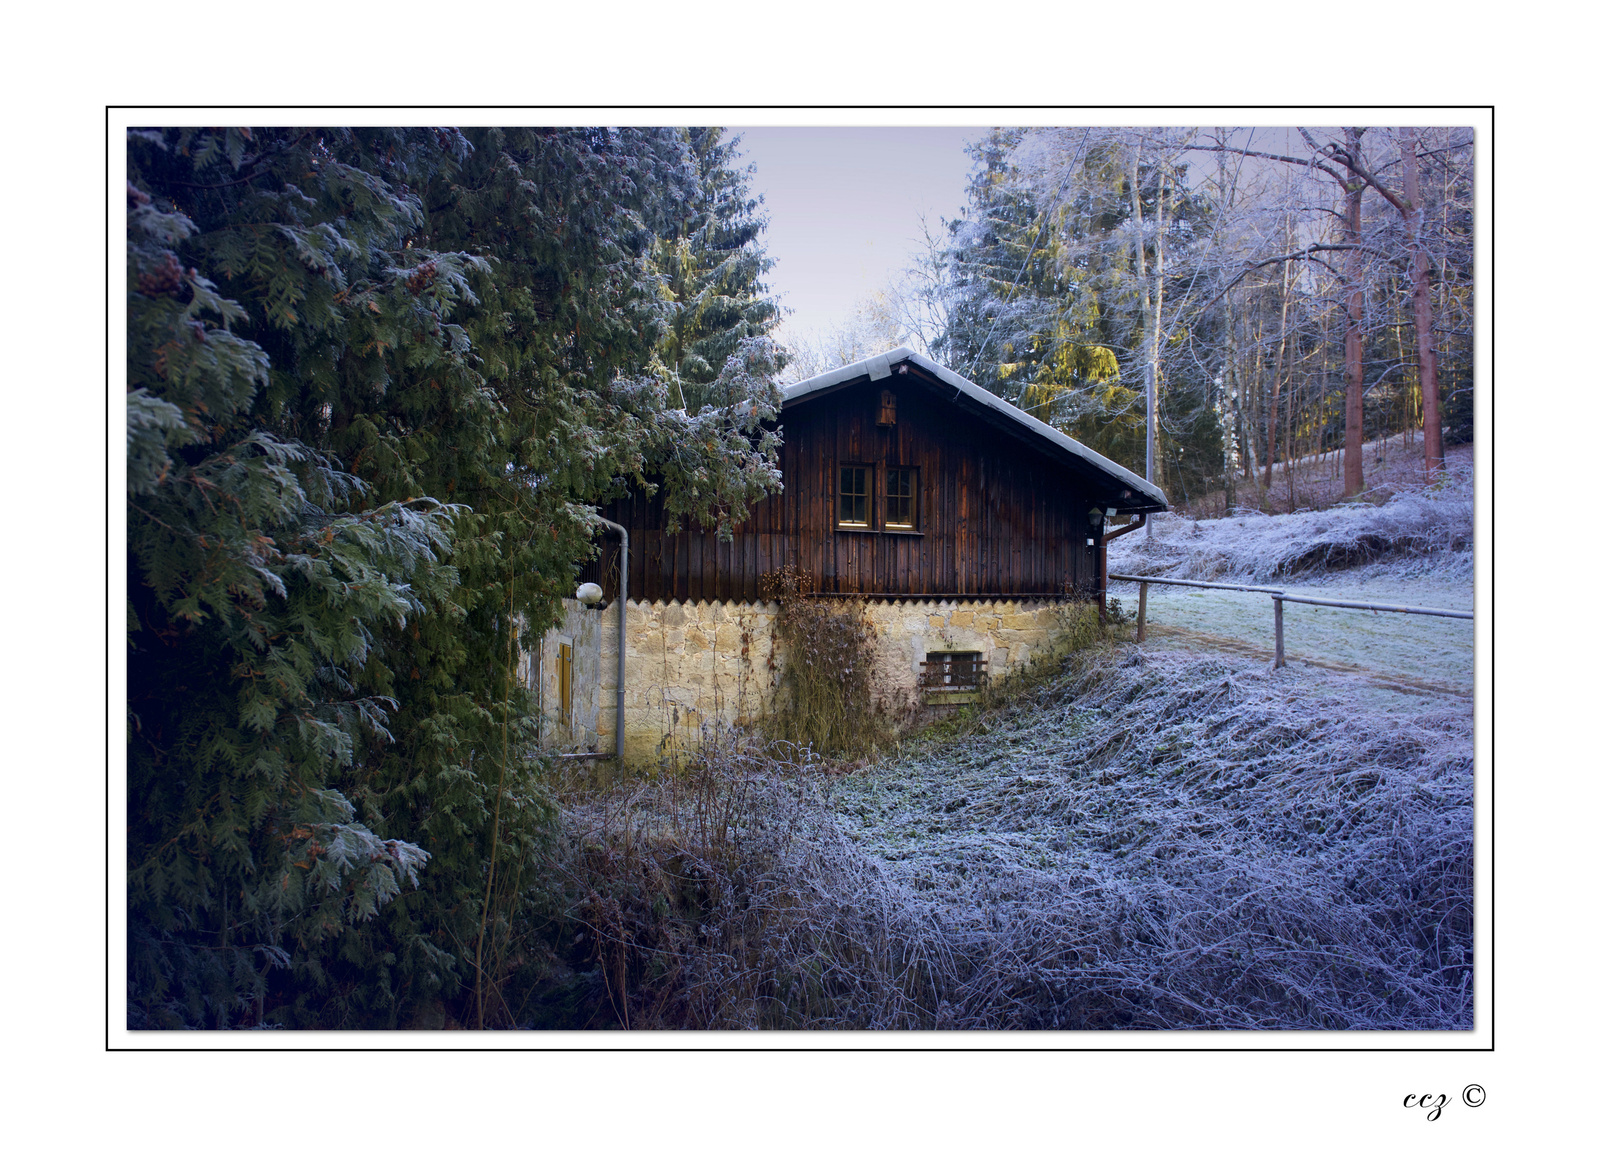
left=1109, top=461, right=1475, bottom=703
left=551, top=644, right=1472, bottom=1031
left=830, top=647, right=1474, bottom=1030
left=1114, top=457, right=1473, bottom=585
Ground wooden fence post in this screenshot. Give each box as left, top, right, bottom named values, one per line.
left=1137, top=581, right=1148, bottom=643
left=1273, top=595, right=1285, bottom=669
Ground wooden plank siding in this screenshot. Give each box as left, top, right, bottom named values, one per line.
left=583, top=368, right=1105, bottom=603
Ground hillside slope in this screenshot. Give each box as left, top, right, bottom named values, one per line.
left=824, top=468, right=1477, bottom=1028
left=831, top=643, right=1474, bottom=1029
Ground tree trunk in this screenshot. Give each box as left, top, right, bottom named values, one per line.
left=1221, top=288, right=1238, bottom=512
left=1403, top=127, right=1444, bottom=481
left=1130, top=140, right=1166, bottom=536
left=1214, top=135, right=1240, bottom=513
left=1341, top=127, right=1366, bottom=498
left=1282, top=384, right=1291, bottom=504
left=1244, top=313, right=1263, bottom=489
left=1153, top=162, right=1166, bottom=489
left=1264, top=203, right=1292, bottom=496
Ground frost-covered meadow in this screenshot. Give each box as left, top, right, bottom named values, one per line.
left=829, top=648, right=1473, bottom=1028
left=1118, top=451, right=1473, bottom=583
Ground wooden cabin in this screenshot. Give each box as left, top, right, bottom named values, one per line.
left=535, top=347, right=1168, bottom=757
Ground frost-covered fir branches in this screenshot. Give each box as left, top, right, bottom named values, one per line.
left=127, top=125, right=789, bottom=1028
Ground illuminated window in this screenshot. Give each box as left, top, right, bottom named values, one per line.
left=886, top=467, right=918, bottom=530
left=839, top=465, right=871, bottom=527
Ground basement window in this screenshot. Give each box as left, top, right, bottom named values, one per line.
left=839, top=465, right=872, bottom=527
left=920, top=651, right=986, bottom=702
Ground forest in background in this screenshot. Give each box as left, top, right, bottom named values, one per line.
left=126, top=124, right=1474, bottom=1029
left=799, top=126, right=1474, bottom=513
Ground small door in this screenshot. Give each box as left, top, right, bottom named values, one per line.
left=558, top=642, right=573, bottom=724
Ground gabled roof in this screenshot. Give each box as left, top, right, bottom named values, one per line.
left=781, top=347, right=1168, bottom=512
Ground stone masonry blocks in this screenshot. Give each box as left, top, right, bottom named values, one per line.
left=536, top=596, right=1079, bottom=763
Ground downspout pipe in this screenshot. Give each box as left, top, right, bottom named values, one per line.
left=595, top=521, right=630, bottom=764
left=594, top=517, right=628, bottom=763
left=1096, top=513, right=1147, bottom=620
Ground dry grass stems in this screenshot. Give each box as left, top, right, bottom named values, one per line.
left=757, top=565, right=894, bottom=758
left=532, top=631, right=1470, bottom=1030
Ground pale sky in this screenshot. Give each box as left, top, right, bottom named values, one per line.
left=727, top=126, right=977, bottom=347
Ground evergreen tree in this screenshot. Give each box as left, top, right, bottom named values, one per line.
left=934, top=129, right=1222, bottom=496
left=647, top=128, right=784, bottom=412
left=937, top=130, right=1145, bottom=455
left=127, top=126, right=784, bottom=1028
left=127, top=128, right=469, bottom=1027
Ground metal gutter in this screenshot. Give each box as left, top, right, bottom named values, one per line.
left=594, top=517, right=628, bottom=763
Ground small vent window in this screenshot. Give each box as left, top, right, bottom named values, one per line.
left=920, top=651, right=986, bottom=703
left=877, top=389, right=897, bottom=427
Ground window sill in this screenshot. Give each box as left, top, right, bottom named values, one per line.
left=835, top=526, right=925, bottom=537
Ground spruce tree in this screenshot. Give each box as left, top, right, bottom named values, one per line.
left=934, top=129, right=1221, bottom=494
left=648, top=128, right=784, bottom=412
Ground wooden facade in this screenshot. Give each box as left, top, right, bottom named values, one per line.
left=584, top=356, right=1164, bottom=604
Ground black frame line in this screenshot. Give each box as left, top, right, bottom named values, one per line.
left=109, top=104, right=1491, bottom=1053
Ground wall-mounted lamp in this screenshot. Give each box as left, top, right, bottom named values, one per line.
left=576, top=582, right=605, bottom=608
left=1088, top=507, right=1104, bottom=532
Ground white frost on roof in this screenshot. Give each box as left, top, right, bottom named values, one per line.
left=781, top=347, right=1168, bottom=508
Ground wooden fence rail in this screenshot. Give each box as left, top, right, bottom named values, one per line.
left=1107, top=572, right=1473, bottom=669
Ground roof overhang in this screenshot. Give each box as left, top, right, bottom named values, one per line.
left=781, top=347, right=1169, bottom=512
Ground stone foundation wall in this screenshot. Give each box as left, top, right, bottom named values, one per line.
left=615, top=599, right=781, bottom=760
left=867, top=598, right=1079, bottom=708
left=536, top=596, right=1086, bottom=763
